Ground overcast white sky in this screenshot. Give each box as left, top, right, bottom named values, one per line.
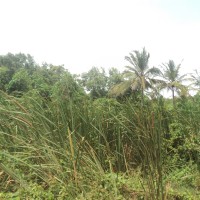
left=0, top=0, right=200, bottom=74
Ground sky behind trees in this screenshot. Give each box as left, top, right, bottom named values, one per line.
left=0, top=0, right=200, bottom=74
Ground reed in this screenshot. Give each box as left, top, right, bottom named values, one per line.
left=0, top=91, right=199, bottom=199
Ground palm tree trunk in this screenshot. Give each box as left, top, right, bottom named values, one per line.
left=172, top=87, right=175, bottom=107
left=140, top=87, right=144, bottom=105
left=141, top=76, right=145, bottom=105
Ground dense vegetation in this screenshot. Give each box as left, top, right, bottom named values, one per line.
left=0, top=50, right=199, bottom=199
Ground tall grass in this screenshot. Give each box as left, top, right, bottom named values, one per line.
left=0, top=91, right=199, bottom=199
left=0, top=91, right=105, bottom=198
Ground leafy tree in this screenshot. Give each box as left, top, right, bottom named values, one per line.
left=52, top=71, right=85, bottom=101
left=107, top=67, right=123, bottom=89
left=0, top=53, right=37, bottom=91
left=31, top=69, right=51, bottom=100
left=109, top=48, right=160, bottom=100
left=47, top=64, right=66, bottom=84
left=7, top=69, right=32, bottom=96
left=31, top=64, right=67, bottom=99
left=81, top=67, right=108, bottom=99
left=161, top=60, right=188, bottom=106
left=0, top=66, right=10, bottom=91
left=0, top=53, right=37, bottom=73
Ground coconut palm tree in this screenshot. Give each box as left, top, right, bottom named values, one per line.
left=190, top=70, right=200, bottom=90
left=161, top=60, right=188, bottom=106
left=109, top=48, right=161, bottom=101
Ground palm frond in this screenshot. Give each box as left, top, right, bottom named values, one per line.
left=124, top=65, right=137, bottom=73
left=123, top=66, right=139, bottom=78
left=125, top=55, right=136, bottom=67
left=177, top=74, right=187, bottom=82
left=108, top=80, right=132, bottom=97
left=189, top=70, right=200, bottom=88
left=125, top=47, right=150, bottom=73
left=145, top=67, right=161, bottom=77
left=176, top=84, right=189, bottom=97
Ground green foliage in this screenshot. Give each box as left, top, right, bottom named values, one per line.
left=109, top=47, right=161, bottom=99
left=0, top=66, right=10, bottom=91
left=7, top=69, right=32, bottom=96
left=0, top=53, right=37, bottom=92
left=107, top=67, right=124, bottom=89
left=0, top=51, right=200, bottom=199
left=164, top=164, right=200, bottom=200
left=190, top=69, right=200, bottom=90
left=81, top=67, right=108, bottom=99
left=51, top=72, right=85, bottom=101
left=31, top=68, right=52, bottom=99
left=161, top=60, right=189, bottom=105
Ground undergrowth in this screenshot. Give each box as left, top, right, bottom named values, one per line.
left=0, top=91, right=200, bottom=199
